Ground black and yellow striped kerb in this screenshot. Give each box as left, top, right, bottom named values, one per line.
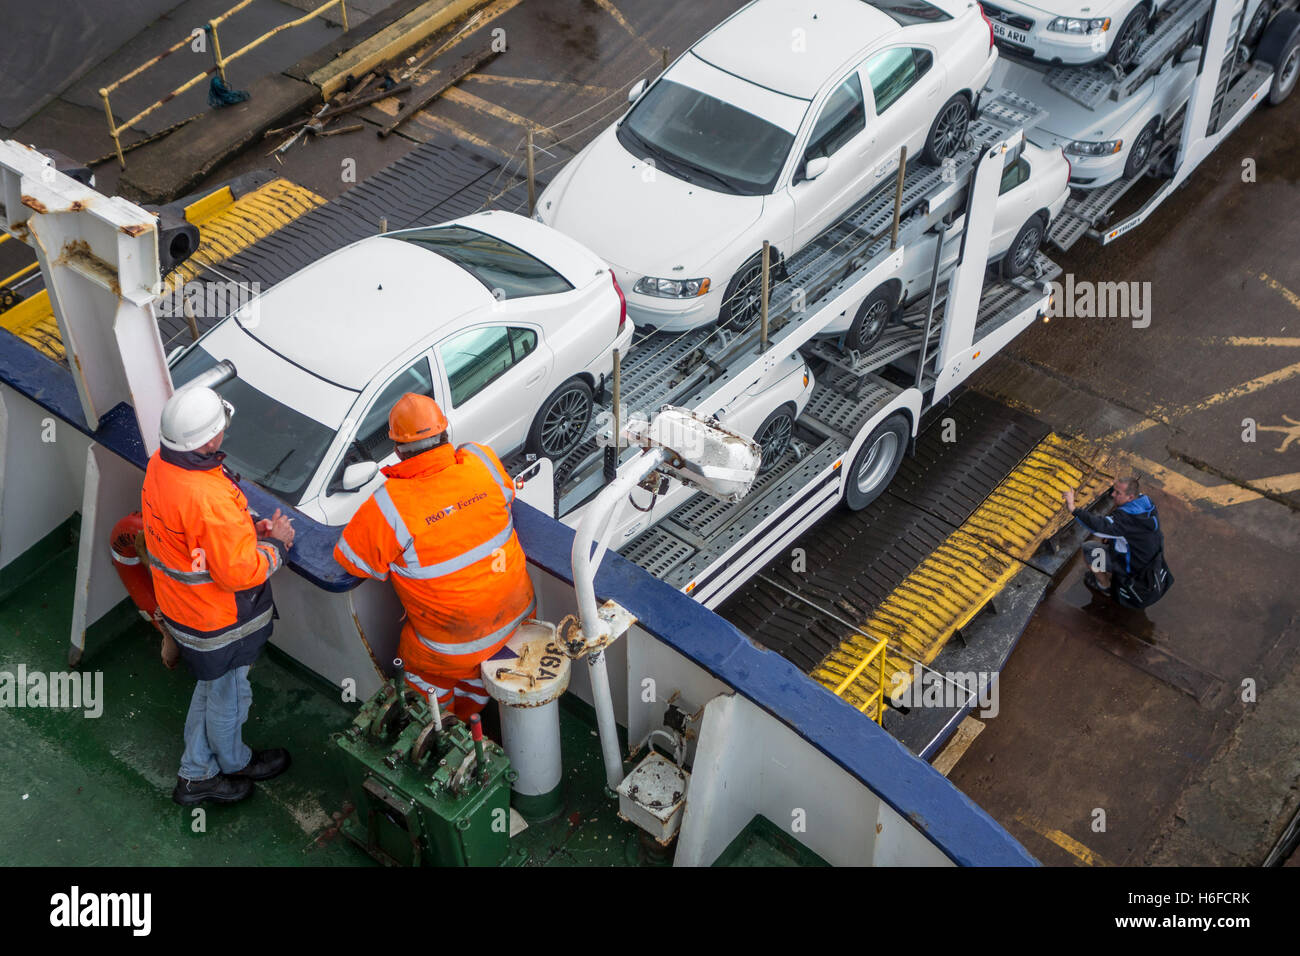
left=1, top=177, right=323, bottom=362
left=814, top=434, right=1113, bottom=711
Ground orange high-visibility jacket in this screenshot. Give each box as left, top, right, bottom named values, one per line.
left=141, top=448, right=285, bottom=680
left=334, top=442, right=535, bottom=685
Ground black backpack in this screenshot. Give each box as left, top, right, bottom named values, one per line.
left=1114, top=548, right=1174, bottom=609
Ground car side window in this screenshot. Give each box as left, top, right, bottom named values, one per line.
left=442, top=326, right=538, bottom=407
left=999, top=158, right=1030, bottom=195
left=356, top=356, right=436, bottom=462
left=804, top=74, right=866, bottom=165
left=866, top=47, right=928, bottom=114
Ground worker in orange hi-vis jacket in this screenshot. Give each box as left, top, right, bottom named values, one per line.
left=142, top=386, right=295, bottom=808
left=333, top=393, right=536, bottom=720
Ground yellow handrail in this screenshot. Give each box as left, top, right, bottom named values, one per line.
left=99, top=0, right=348, bottom=168
left=832, top=634, right=889, bottom=725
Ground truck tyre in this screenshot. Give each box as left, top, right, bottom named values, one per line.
left=527, top=377, right=593, bottom=460
left=999, top=214, right=1046, bottom=278
left=1123, top=118, right=1161, bottom=178
left=753, top=404, right=797, bottom=474
left=1258, top=11, right=1300, bottom=104
left=1108, top=6, right=1150, bottom=67
left=843, top=413, right=909, bottom=511
left=846, top=284, right=897, bottom=353
left=922, top=94, right=971, bottom=165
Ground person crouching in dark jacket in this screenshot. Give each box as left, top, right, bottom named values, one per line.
left=1064, top=477, right=1162, bottom=598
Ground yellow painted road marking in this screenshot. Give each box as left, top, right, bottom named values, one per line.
left=1015, top=814, right=1112, bottom=866
left=813, top=434, right=1111, bottom=711
left=441, top=87, right=549, bottom=132
left=1257, top=271, right=1300, bottom=312
left=1211, top=336, right=1300, bottom=347
left=465, top=73, right=617, bottom=98
left=406, top=109, right=504, bottom=154
left=1, top=178, right=323, bottom=362
left=1100, top=359, right=1300, bottom=445
left=592, top=0, right=659, bottom=59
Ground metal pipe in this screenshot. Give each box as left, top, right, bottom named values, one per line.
left=760, top=240, right=770, bottom=353
left=571, top=447, right=666, bottom=790
left=889, top=146, right=907, bottom=250
left=100, top=90, right=125, bottom=168
left=587, top=650, right=622, bottom=791
left=178, top=359, right=237, bottom=392
left=209, top=19, right=227, bottom=83
left=603, top=348, right=620, bottom=482
left=526, top=129, right=537, bottom=217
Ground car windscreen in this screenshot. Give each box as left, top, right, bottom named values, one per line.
left=394, top=226, right=573, bottom=299
left=171, top=346, right=337, bottom=504
left=617, top=79, right=795, bottom=196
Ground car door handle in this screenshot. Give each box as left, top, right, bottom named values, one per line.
left=524, top=372, right=544, bottom=387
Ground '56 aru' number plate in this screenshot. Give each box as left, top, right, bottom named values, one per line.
left=991, top=21, right=1030, bottom=45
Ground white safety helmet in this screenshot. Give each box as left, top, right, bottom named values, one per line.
left=159, top=386, right=234, bottom=452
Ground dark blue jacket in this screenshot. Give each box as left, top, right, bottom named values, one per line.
left=1073, top=495, right=1162, bottom=578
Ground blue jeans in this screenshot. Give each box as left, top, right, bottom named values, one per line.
left=179, top=665, right=252, bottom=781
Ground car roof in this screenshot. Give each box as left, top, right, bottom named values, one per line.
left=234, top=236, right=494, bottom=391
left=692, top=0, right=903, bottom=99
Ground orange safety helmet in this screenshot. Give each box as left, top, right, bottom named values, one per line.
left=388, top=393, right=449, bottom=444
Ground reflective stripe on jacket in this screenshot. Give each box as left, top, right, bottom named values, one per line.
left=141, top=447, right=284, bottom=680
left=334, top=442, right=535, bottom=681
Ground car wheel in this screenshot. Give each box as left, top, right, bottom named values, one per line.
left=718, top=254, right=769, bottom=331
left=1108, top=6, right=1150, bottom=68
left=527, top=377, right=593, bottom=460
left=1258, top=11, right=1300, bottom=105
left=753, top=404, right=797, bottom=475
left=1244, top=2, right=1272, bottom=49
left=846, top=284, right=897, bottom=353
left=843, top=413, right=909, bottom=511
left=1124, top=118, right=1161, bottom=178
left=999, top=215, right=1046, bottom=279
left=922, top=94, right=971, bottom=166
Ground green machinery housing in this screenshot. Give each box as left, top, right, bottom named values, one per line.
left=333, top=678, right=514, bottom=866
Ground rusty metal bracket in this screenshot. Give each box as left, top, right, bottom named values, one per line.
left=558, top=600, right=638, bottom=660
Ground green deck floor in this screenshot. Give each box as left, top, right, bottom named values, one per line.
left=0, top=547, right=652, bottom=866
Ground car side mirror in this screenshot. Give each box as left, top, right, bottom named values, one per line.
left=1177, top=45, right=1202, bottom=65
left=628, top=79, right=647, bottom=104
left=803, top=156, right=830, bottom=182
left=341, top=461, right=379, bottom=492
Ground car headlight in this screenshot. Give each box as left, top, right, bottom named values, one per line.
left=1064, top=139, right=1123, bottom=156
left=1047, top=16, right=1110, bottom=33
left=633, top=276, right=711, bottom=298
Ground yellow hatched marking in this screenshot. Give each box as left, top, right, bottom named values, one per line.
left=0, top=178, right=323, bottom=362
left=812, top=434, right=1112, bottom=713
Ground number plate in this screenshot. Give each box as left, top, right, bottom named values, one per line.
left=991, top=22, right=1029, bottom=45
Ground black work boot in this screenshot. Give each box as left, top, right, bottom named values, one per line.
left=231, top=748, right=291, bottom=781
left=172, top=774, right=253, bottom=806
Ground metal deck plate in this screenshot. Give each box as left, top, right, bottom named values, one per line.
left=717, top=392, right=1050, bottom=673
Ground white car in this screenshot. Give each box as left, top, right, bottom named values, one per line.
left=822, top=140, right=1070, bottom=350
left=979, top=0, right=1168, bottom=66
left=536, top=0, right=999, bottom=334
left=169, top=211, right=635, bottom=525
left=993, top=51, right=1197, bottom=189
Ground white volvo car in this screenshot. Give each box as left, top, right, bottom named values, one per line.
left=536, top=0, right=999, bottom=334
left=993, top=52, right=1197, bottom=189
left=169, top=211, right=634, bottom=525
left=979, top=0, right=1168, bottom=66
left=821, top=139, right=1070, bottom=350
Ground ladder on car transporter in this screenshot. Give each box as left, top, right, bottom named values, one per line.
left=1048, top=0, right=1300, bottom=249
left=506, top=90, right=1061, bottom=610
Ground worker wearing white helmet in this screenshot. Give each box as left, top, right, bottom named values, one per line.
left=141, top=385, right=296, bottom=807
